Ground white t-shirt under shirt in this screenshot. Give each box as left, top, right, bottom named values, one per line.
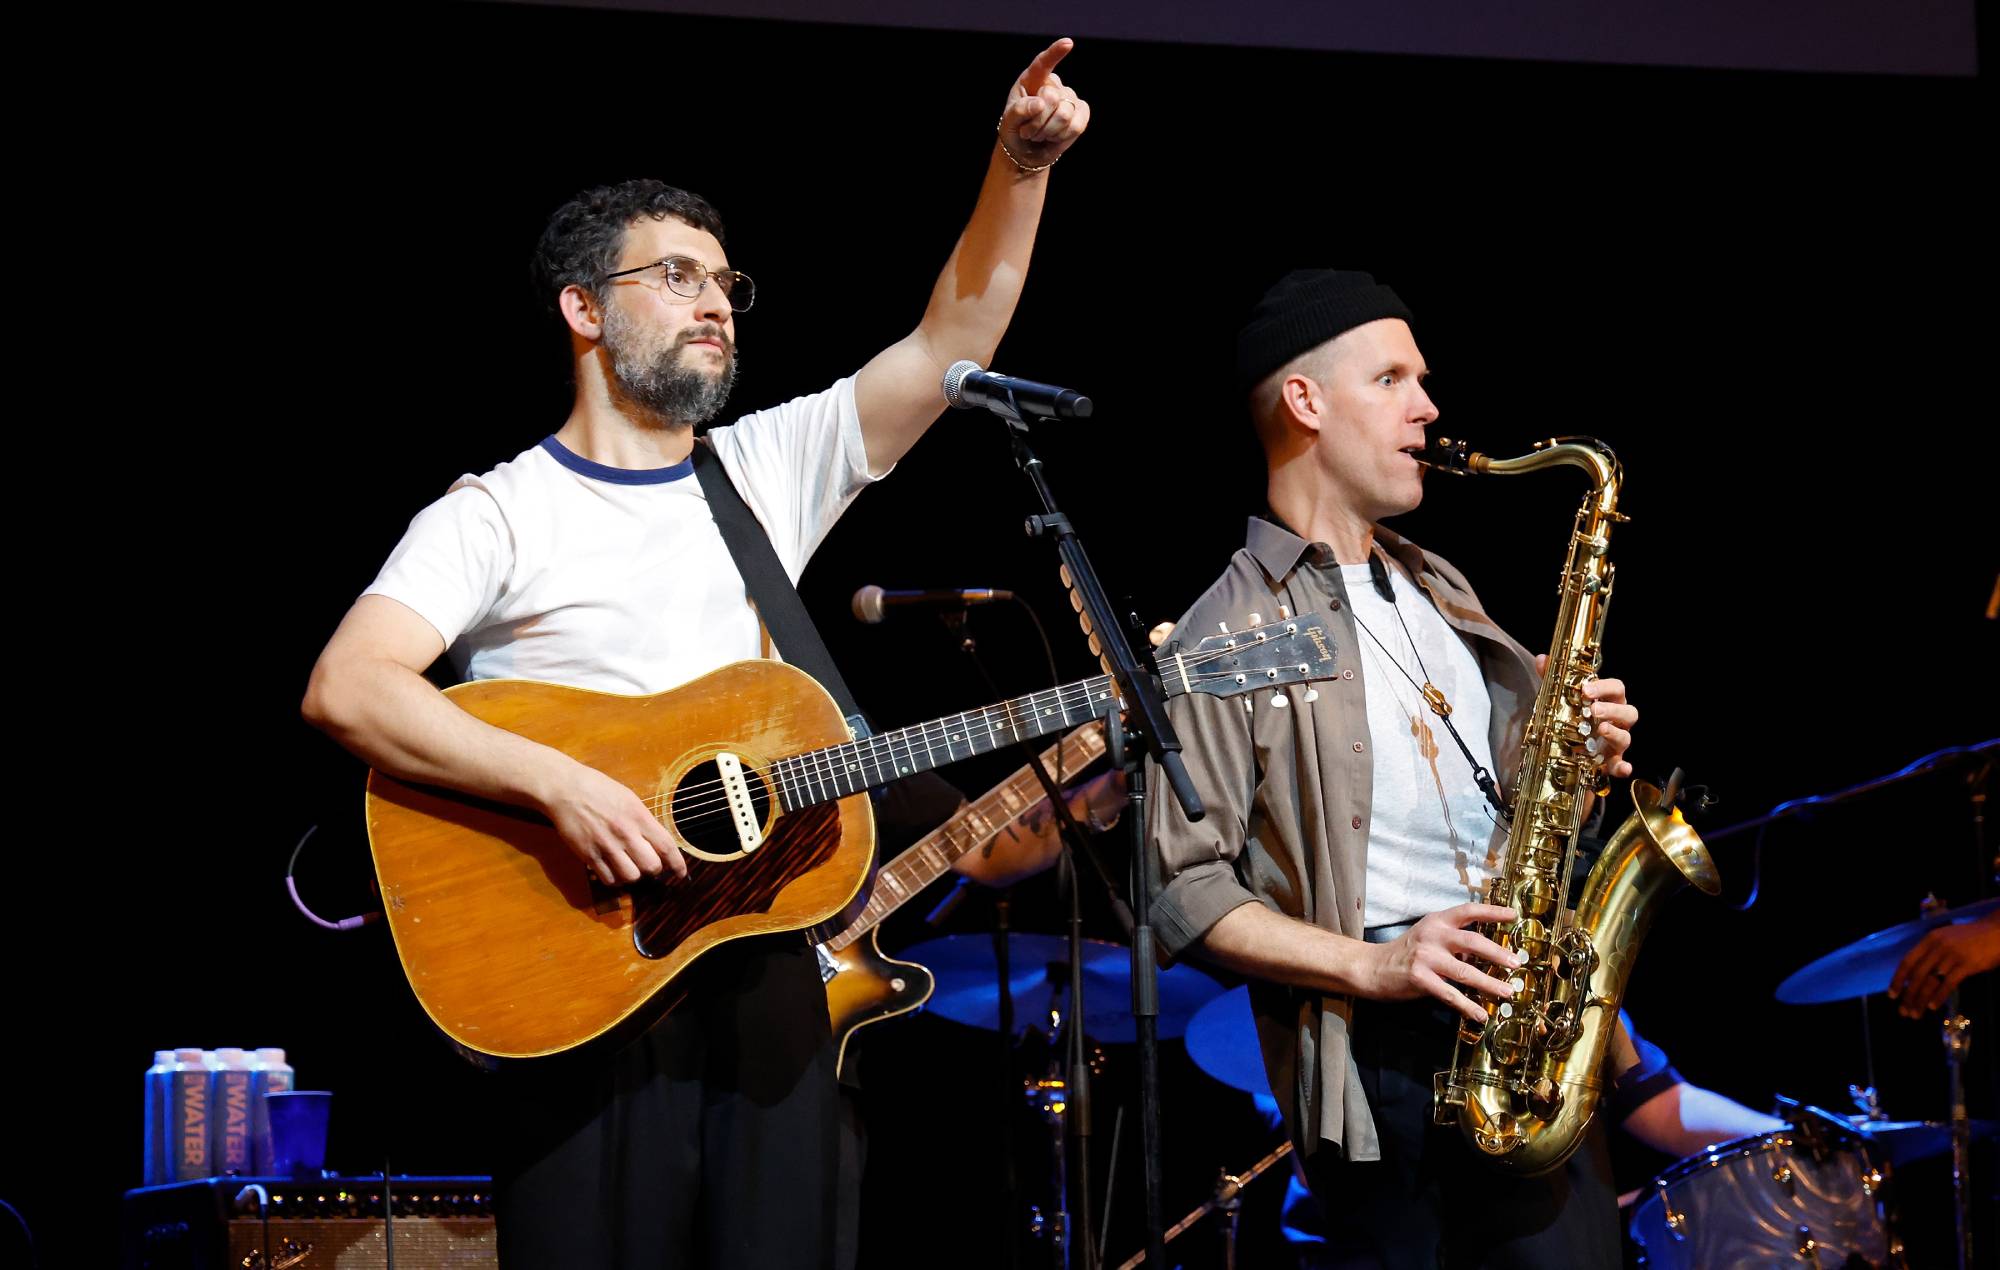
left=1344, top=556, right=1506, bottom=928
left=364, top=377, right=879, bottom=695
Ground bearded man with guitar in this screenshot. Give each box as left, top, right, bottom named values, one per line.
left=302, top=42, right=1091, bottom=1269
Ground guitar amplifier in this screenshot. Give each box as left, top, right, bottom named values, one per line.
left=121, top=1176, right=495, bottom=1269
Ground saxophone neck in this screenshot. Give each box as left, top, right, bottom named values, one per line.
left=1419, top=436, right=1623, bottom=521
left=1420, top=436, right=1621, bottom=487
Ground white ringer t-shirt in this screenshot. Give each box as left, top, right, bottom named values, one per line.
left=364, top=376, right=879, bottom=695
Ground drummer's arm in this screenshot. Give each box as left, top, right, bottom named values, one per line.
left=1612, top=1015, right=1786, bottom=1157
left=1888, top=910, right=2000, bottom=1018
left=1621, top=1085, right=1788, bottom=1158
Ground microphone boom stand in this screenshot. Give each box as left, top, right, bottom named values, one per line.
left=982, top=393, right=1206, bottom=1270
left=945, top=609, right=1137, bottom=1270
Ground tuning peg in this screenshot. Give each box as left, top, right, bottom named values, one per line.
left=1217, top=620, right=1229, bottom=633
left=1277, top=604, right=1291, bottom=620
left=1303, top=688, right=1319, bottom=703
left=1271, top=693, right=1288, bottom=708
left=1247, top=612, right=1263, bottom=627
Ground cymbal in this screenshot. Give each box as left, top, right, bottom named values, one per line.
left=1182, top=985, right=1272, bottom=1099
left=903, top=933, right=1223, bottom=1043
left=1776, top=896, right=2000, bottom=1005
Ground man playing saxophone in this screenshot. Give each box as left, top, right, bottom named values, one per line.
left=1148, top=270, right=1643, bottom=1267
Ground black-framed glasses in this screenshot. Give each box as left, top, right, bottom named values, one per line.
left=601, top=255, right=756, bottom=312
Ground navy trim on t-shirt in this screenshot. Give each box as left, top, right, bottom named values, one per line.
left=539, top=435, right=695, bottom=485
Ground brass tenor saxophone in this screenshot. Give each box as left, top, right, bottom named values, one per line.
left=1423, top=436, right=1720, bottom=1175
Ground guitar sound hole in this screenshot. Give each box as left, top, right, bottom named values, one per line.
left=672, top=760, right=772, bottom=856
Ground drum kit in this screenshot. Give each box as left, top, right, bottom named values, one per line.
left=1167, top=900, right=1998, bottom=1270
left=1649, top=891, right=2000, bottom=1270
left=904, top=895, right=1994, bottom=1269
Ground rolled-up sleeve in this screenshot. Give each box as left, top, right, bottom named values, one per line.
left=1148, top=672, right=1264, bottom=960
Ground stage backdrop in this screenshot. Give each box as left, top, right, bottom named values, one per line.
left=10, top=4, right=1992, bottom=1267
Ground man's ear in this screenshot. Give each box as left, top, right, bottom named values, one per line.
left=559, top=284, right=605, bottom=342
left=1282, top=372, right=1324, bottom=435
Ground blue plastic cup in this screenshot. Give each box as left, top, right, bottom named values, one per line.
left=264, top=1090, right=332, bottom=1177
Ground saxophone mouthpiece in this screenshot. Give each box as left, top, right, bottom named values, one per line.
left=1415, top=437, right=1474, bottom=474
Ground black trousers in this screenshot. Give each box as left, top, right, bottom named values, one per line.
left=491, top=937, right=842, bottom=1269
left=1303, top=997, right=1622, bottom=1270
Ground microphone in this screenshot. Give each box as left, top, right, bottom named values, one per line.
left=852, top=585, right=1015, bottom=623
left=942, top=360, right=1093, bottom=420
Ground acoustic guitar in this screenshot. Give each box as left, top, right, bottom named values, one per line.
left=366, top=614, right=1335, bottom=1065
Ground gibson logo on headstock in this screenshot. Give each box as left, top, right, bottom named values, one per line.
left=1305, top=626, right=1334, bottom=664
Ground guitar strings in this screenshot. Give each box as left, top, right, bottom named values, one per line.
left=638, top=659, right=1245, bottom=816
left=644, top=660, right=1307, bottom=819
left=642, top=683, right=1116, bottom=819
left=641, top=649, right=1318, bottom=821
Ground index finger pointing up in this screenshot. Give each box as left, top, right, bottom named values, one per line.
left=1016, top=37, right=1074, bottom=96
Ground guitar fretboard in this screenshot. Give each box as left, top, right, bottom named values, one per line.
left=772, top=675, right=1119, bottom=813
left=821, top=723, right=1109, bottom=952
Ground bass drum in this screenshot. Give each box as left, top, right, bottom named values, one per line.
left=1628, top=1129, right=1895, bottom=1269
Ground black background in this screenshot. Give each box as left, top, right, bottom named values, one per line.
left=12, top=4, right=1994, bottom=1266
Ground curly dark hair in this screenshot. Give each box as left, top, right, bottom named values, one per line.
left=531, top=179, right=727, bottom=317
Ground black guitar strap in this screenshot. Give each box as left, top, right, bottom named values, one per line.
left=691, top=439, right=870, bottom=740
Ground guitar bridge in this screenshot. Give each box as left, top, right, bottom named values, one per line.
left=715, top=753, right=765, bottom=853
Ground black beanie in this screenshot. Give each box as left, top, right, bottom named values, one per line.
left=1235, top=270, right=1414, bottom=391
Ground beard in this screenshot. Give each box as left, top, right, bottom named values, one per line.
left=601, top=306, right=739, bottom=427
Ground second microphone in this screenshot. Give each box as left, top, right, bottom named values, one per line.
left=851, top=585, right=1015, bottom=624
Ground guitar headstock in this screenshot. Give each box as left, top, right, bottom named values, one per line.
left=1164, top=611, right=1339, bottom=701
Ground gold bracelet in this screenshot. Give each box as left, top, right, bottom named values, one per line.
left=995, top=119, right=1056, bottom=174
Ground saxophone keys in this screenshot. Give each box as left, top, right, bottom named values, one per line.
left=1474, top=1111, right=1522, bottom=1155
left=1487, top=1015, right=1532, bottom=1066
left=1516, top=877, right=1560, bottom=922
left=1511, top=918, right=1551, bottom=963
left=1432, top=1071, right=1466, bottom=1120
left=1526, top=1076, right=1563, bottom=1120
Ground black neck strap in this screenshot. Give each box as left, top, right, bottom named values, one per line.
left=691, top=439, right=868, bottom=738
